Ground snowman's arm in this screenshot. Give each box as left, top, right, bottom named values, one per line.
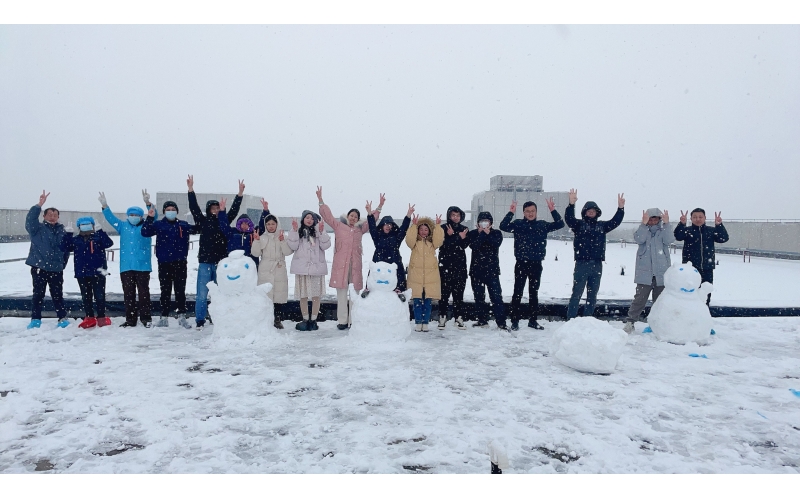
left=700, top=282, right=714, bottom=295
left=206, top=282, right=219, bottom=299
left=257, top=282, right=274, bottom=297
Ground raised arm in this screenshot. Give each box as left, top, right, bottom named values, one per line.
left=398, top=215, right=412, bottom=240
left=405, top=223, right=419, bottom=250
left=498, top=211, right=515, bottom=233
left=318, top=202, right=340, bottom=229
left=604, top=207, right=625, bottom=233
left=432, top=224, right=445, bottom=249
left=141, top=209, right=157, bottom=237
left=187, top=187, right=204, bottom=223
left=26, top=204, right=43, bottom=236
left=714, top=223, right=729, bottom=244
left=217, top=209, right=233, bottom=237
left=97, top=230, right=114, bottom=250
left=564, top=203, right=580, bottom=231
left=228, top=180, right=244, bottom=221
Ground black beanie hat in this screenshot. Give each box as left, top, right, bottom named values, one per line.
left=163, top=201, right=178, bottom=212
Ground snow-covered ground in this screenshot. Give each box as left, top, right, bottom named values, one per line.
left=2, top=234, right=799, bottom=307
left=3, top=234, right=800, bottom=474
left=1, top=315, right=799, bottom=473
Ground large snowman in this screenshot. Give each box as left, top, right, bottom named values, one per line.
left=207, top=250, right=275, bottom=341
left=646, top=261, right=714, bottom=346
left=347, top=261, right=411, bottom=343
left=550, top=317, right=628, bottom=374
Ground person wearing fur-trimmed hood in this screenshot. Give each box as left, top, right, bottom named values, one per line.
left=405, top=213, right=444, bottom=332
left=286, top=209, right=331, bottom=331
left=437, top=205, right=470, bottom=330
left=316, top=186, right=371, bottom=330
left=467, top=211, right=509, bottom=331
left=251, top=205, right=294, bottom=329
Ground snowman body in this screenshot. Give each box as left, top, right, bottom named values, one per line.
left=207, top=250, right=275, bottom=339
left=549, top=317, right=628, bottom=374
left=647, top=261, right=714, bottom=346
left=348, top=261, right=410, bottom=342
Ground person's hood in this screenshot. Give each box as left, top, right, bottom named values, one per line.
left=378, top=215, right=399, bottom=232
left=236, top=214, right=254, bottom=233
left=446, top=206, right=466, bottom=225
left=477, top=211, right=494, bottom=225
left=339, top=212, right=366, bottom=228
left=645, top=207, right=663, bottom=219
left=206, top=200, right=220, bottom=217
left=581, top=201, right=602, bottom=219
left=415, top=216, right=436, bottom=240
left=300, top=210, right=321, bottom=226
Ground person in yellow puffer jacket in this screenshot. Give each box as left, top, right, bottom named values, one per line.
left=405, top=214, right=444, bottom=332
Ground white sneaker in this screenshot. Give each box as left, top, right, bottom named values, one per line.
left=623, top=322, right=635, bottom=334
left=438, top=317, right=447, bottom=330
left=455, top=317, right=466, bottom=330
left=415, top=324, right=423, bottom=332
left=178, top=315, right=192, bottom=329
left=156, top=317, right=169, bottom=327
left=422, top=323, right=429, bottom=332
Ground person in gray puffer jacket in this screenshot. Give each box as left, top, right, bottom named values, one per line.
left=623, top=208, right=674, bottom=333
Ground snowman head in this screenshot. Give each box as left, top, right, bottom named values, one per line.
left=368, top=261, right=398, bottom=291
left=217, top=250, right=258, bottom=295
left=663, top=261, right=702, bottom=297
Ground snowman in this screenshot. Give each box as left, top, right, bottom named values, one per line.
left=550, top=317, right=628, bottom=374
left=207, top=250, right=275, bottom=340
left=645, top=261, right=714, bottom=346
left=347, top=261, right=411, bottom=342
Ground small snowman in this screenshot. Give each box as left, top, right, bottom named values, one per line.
left=207, top=250, right=275, bottom=340
left=347, top=261, right=410, bottom=342
left=646, top=261, right=714, bottom=346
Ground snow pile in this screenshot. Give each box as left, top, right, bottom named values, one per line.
left=346, top=262, right=410, bottom=345
left=648, top=261, right=714, bottom=346
left=206, top=250, right=277, bottom=345
left=549, top=317, right=627, bottom=374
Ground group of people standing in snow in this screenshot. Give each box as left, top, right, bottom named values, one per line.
left=23, top=178, right=728, bottom=334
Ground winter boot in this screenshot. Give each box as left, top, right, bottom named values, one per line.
left=472, top=320, right=489, bottom=328
left=622, top=321, right=634, bottom=334
left=27, top=319, right=42, bottom=329
left=141, top=319, right=153, bottom=328
left=156, top=316, right=169, bottom=328
left=510, top=321, right=520, bottom=331
left=296, top=319, right=309, bottom=331
left=79, top=317, right=97, bottom=329
left=308, top=320, right=318, bottom=331
left=96, top=317, right=112, bottom=327
left=528, top=319, right=545, bottom=330
left=336, top=324, right=349, bottom=331
left=497, top=323, right=510, bottom=332
left=120, top=321, right=138, bottom=328
left=178, top=314, right=192, bottom=329
left=414, top=324, right=423, bottom=332
left=455, top=317, right=466, bottom=330
left=57, top=318, right=70, bottom=328
left=195, top=319, right=206, bottom=331
left=438, top=317, right=447, bottom=330
left=421, top=323, right=429, bottom=332
left=274, top=319, right=284, bottom=330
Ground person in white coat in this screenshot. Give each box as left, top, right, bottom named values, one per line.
left=623, top=208, right=674, bottom=333
left=251, top=210, right=293, bottom=329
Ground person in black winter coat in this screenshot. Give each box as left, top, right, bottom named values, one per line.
left=564, top=189, right=625, bottom=319
left=366, top=194, right=413, bottom=293
left=61, top=216, right=114, bottom=328
left=141, top=201, right=199, bottom=328
left=187, top=175, right=244, bottom=329
left=674, top=208, right=729, bottom=306
left=437, top=206, right=470, bottom=330
left=499, top=197, right=564, bottom=330
left=468, top=211, right=508, bottom=331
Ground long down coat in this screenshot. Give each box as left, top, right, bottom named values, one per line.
left=405, top=217, right=445, bottom=300
left=250, top=227, right=294, bottom=303
left=319, top=204, right=370, bottom=290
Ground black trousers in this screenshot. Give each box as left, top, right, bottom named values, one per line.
left=30, top=267, right=66, bottom=320
left=157, top=260, right=188, bottom=316
left=697, top=266, right=714, bottom=306
left=510, top=260, right=543, bottom=322
left=274, top=302, right=283, bottom=321
left=471, top=274, right=506, bottom=325
left=438, top=269, right=467, bottom=319
left=121, top=270, right=152, bottom=323
left=77, top=276, right=107, bottom=318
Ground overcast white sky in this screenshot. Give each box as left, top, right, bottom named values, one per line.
left=1, top=22, right=798, bottom=220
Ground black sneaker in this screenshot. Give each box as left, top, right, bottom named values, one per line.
left=510, top=322, right=520, bottom=331
left=472, top=321, right=489, bottom=328
left=119, top=321, right=137, bottom=328
left=528, top=319, right=545, bottom=330
left=274, top=319, right=284, bottom=330
left=497, top=324, right=510, bottom=332
left=296, top=321, right=309, bottom=331
left=308, top=320, right=319, bottom=331
left=361, top=290, right=370, bottom=298
left=336, top=324, right=349, bottom=331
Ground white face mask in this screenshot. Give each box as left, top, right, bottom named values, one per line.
left=479, top=221, right=490, bottom=229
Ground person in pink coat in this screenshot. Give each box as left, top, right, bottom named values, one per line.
left=316, top=186, right=371, bottom=330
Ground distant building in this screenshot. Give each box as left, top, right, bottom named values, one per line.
left=470, top=175, right=571, bottom=237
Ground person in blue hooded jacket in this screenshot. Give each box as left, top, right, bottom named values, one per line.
left=99, top=189, right=156, bottom=328
left=61, top=216, right=114, bottom=328
left=365, top=194, right=413, bottom=295
left=25, top=190, right=70, bottom=329
left=564, top=189, right=625, bottom=319
left=217, top=197, right=258, bottom=266
left=141, top=201, right=199, bottom=328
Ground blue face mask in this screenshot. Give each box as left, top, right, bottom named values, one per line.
left=127, top=216, right=142, bottom=225
left=79, top=224, right=94, bottom=232
left=164, top=211, right=178, bottom=220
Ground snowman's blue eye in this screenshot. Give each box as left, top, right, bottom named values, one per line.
left=694, top=269, right=698, bottom=273
left=245, top=263, right=249, bottom=269
left=388, top=269, right=392, bottom=273
left=377, top=268, right=381, bottom=272
left=679, top=268, right=683, bottom=271
left=224, top=264, right=228, bottom=268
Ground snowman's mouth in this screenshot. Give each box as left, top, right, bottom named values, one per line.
left=376, top=280, right=390, bottom=285
left=680, top=287, right=695, bottom=293
left=227, top=275, right=241, bottom=281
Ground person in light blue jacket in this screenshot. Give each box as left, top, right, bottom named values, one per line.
left=99, top=190, right=156, bottom=328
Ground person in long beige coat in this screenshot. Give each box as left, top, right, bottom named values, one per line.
left=405, top=215, right=444, bottom=332
left=250, top=213, right=293, bottom=329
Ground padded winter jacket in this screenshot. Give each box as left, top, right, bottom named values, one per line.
left=320, top=203, right=370, bottom=290
left=467, top=227, right=504, bottom=282
left=564, top=202, right=624, bottom=261
left=405, top=217, right=444, bottom=299
left=250, top=228, right=293, bottom=303
left=286, top=229, right=331, bottom=276
left=218, top=210, right=256, bottom=257
left=60, top=230, right=114, bottom=278
left=368, top=214, right=411, bottom=268
left=141, top=216, right=198, bottom=263
left=188, top=191, right=242, bottom=265
left=673, top=222, right=729, bottom=271
left=25, top=205, right=68, bottom=272
left=102, top=206, right=156, bottom=273
left=499, top=209, right=564, bottom=262
left=632, top=222, right=675, bottom=286
left=438, top=206, right=470, bottom=280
